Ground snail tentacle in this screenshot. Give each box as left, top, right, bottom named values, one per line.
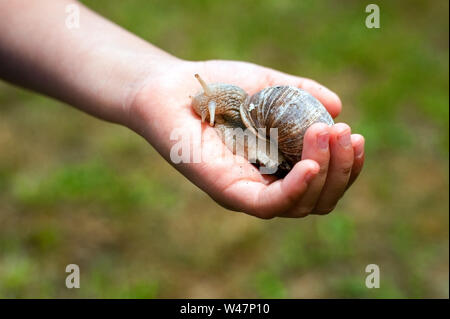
left=208, top=100, right=216, bottom=126
left=194, top=74, right=212, bottom=95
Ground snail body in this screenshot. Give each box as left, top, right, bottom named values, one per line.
left=191, top=74, right=334, bottom=173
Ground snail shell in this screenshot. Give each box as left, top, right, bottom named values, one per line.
left=191, top=74, right=334, bottom=173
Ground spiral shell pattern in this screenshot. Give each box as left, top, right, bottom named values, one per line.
left=240, top=86, right=334, bottom=166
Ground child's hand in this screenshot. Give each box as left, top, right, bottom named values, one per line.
left=0, top=1, right=363, bottom=219
left=127, top=59, right=365, bottom=219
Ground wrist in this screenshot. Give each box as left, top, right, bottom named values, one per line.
left=124, top=58, right=194, bottom=133
left=116, top=53, right=182, bottom=128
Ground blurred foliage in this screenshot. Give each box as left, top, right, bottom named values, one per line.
left=0, top=0, right=448, bottom=298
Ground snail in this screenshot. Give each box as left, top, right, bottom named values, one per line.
left=191, top=74, right=334, bottom=174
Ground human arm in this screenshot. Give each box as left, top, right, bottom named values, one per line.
left=0, top=0, right=365, bottom=218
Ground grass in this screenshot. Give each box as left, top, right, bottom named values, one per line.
left=0, top=0, right=448, bottom=298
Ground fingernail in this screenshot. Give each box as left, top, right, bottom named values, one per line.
left=317, top=132, right=329, bottom=150
left=355, top=140, right=364, bottom=158
left=338, top=131, right=351, bottom=148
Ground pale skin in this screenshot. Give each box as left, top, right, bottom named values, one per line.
left=0, top=0, right=364, bottom=219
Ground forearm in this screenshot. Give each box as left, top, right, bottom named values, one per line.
left=0, top=0, right=177, bottom=125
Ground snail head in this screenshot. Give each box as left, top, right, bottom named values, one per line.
left=191, top=74, right=247, bottom=126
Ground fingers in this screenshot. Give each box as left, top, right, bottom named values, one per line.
left=221, top=124, right=364, bottom=219
left=298, top=79, right=342, bottom=119
left=220, top=123, right=364, bottom=219
left=222, top=160, right=320, bottom=219
left=280, top=123, right=331, bottom=218
left=266, top=70, right=342, bottom=118
left=312, top=123, right=354, bottom=215
left=347, top=134, right=365, bottom=189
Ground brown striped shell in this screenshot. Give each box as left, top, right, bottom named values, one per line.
left=191, top=74, right=334, bottom=173
left=241, top=86, right=334, bottom=166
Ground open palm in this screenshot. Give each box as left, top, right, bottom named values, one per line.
left=129, top=59, right=365, bottom=219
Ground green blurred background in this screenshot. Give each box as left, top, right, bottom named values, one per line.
left=0, top=0, right=448, bottom=298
